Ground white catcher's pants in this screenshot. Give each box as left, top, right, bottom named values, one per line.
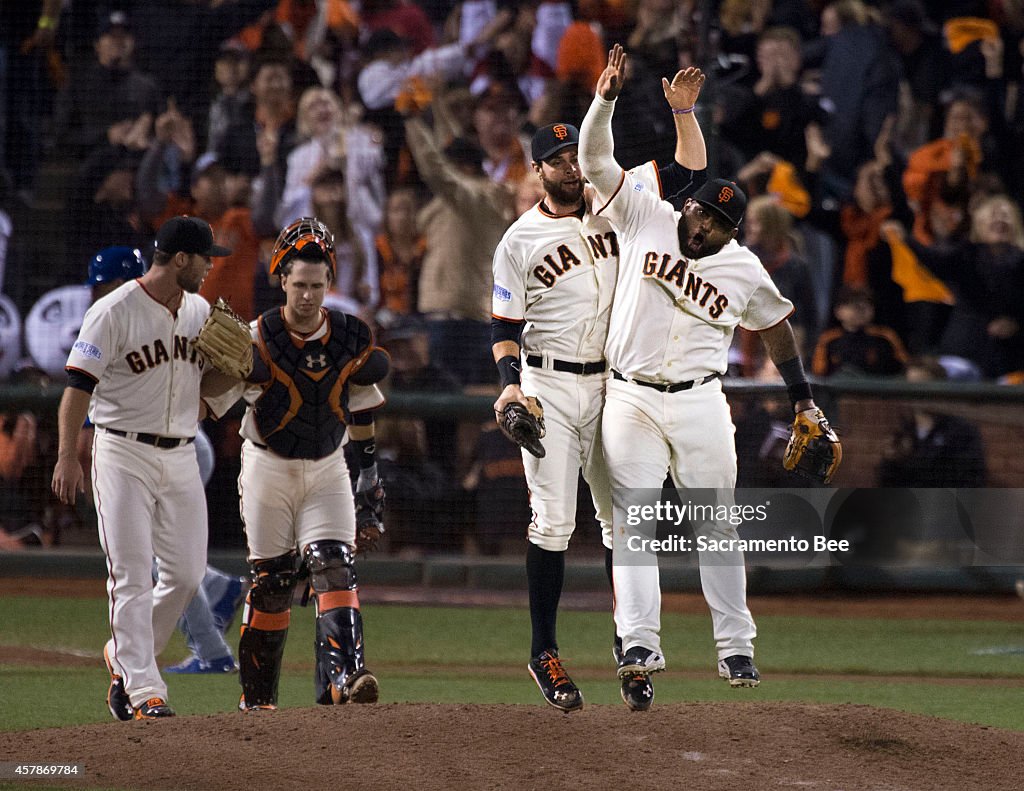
left=239, top=439, right=356, bottom=560
left=602, top=376, right=756, bottom=662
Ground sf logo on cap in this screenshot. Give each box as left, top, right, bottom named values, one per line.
left=553, top=124, right=569, bottom=140
left=718, top=186, right=734, bottom=203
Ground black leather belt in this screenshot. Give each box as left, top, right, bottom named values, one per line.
left=612, top=369, right=720, bottom=393
left=103, top=428, right=195, bottom=449
left=526, top=354, right=607, bottom=375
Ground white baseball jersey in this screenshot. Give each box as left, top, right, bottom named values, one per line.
left=491, top=200, right=623, bottom=362
left=66, top=280, right=210, bottom=437
left=597, top=171, right=793, bottom=381
left=490, top=174, right=654, bottom=551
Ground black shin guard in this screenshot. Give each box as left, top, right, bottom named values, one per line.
left=527, top=542, right=565, bottom=658
left=239, top=552, right=300, bottom=709
left=314, top=606, right=366, bottom=704
left=239, top=625, right=288, bottom=707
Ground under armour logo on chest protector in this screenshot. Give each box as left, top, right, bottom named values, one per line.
left=306, top=353, right=327, bottom=369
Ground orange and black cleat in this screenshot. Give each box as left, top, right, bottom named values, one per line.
left=528, top=649, right=583, bottom=713
left=103, top=645, right=133, bottom=721
left=133, top=698, right=175, bottom=719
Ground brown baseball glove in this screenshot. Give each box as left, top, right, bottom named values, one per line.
left=500, top=396, right=546, bottom=458
left=783, top=407, right=842, bottom=484
left=191, top=298, right=253, bottom=379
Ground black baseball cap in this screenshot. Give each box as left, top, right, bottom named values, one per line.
left=531, top=123, right=580, bottom=163
left=692, top=178, right=747, bottom=228
left=97, top=11, right=130, bottom=36
left=154, top=216, right=232, bottom=257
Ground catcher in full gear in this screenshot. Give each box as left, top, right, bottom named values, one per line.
left=198, top=217, right=390, bottom=710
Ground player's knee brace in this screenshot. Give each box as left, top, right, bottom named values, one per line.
left=239, top=552, right=300, bottom=709
left=302, top=541, right=365, bottom=704
left=303, top=540, right=357, bottom=596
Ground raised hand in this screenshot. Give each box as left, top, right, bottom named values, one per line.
left=596, top=44, right=627, bottom=101
left=662, top=67, right=705, bottom=111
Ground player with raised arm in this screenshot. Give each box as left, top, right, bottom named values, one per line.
left=491, top=63, right=716, bottom=712
left=578, top=45, right=840, bottom=706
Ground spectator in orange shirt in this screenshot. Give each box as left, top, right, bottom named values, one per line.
left=902, top=91, right=988, bottom=245
left=812, top=285, right=908, bottom=377
left=375, top=186, right=426, bottom=323
left=194, top=159, right=262, bottom=321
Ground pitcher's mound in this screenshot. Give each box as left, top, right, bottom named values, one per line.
left=4, top=702, right=1023, bottom=790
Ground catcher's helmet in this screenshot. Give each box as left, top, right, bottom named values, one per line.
left=88, top=246, right=146, bottom=285
left=269, top=217, right=336, bottom=278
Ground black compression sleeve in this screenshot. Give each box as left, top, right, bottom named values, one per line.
left=658, top=163, right=708, bottom=210
left=490, top=316, right=525, bottom=346
left=66, top=369, right=97, bottom=394
left=777, top=356, right=814, bottom=407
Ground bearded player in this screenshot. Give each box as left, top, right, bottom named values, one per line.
left=492, top=65, right=713, bottom=712
left=578, top=45, right=840, bottom=704
left=53, top=216, right=232, bottom=720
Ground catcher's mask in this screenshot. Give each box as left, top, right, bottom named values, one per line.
left=270, top=217, right=337, bottom=278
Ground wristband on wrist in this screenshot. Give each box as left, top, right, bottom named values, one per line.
left=672, top=105, right=696, bottom=115
left=350, top=436, right=377, bottom=469
left=776, top=356, right=814, bottom=408
left=37, top=15, right=57, bottom=29
left=496, top=355, right=521, bottom=388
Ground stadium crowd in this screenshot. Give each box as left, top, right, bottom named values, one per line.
left=1, top=0, right=1022, bottom=549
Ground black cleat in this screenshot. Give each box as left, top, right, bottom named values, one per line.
left=620, top=671, right=655, bottom=711
left=718, top=655, right=760, bottom=687
left=238, top=694, right=277, bottom=712
left=616, top=645, right=666, bottom=678
left=104, top=645, right=133, bottom=721
left=133, top=697, right=176, bottom=719
left=528, top=650, right=584, bottom=712
left=344, top=669, right=380, bottom=704
left=613, top=635, right=623, bottom=665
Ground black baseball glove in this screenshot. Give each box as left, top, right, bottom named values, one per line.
left=355, top=477, right=385, bottom=552
left=499, top=396, right=546, bottom=458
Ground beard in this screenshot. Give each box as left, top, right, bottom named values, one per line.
left=678, top=219, right=727, bottom=260
left=541, top=173, right=583, bottom=207
left=176, top=268, right=204, bottom=294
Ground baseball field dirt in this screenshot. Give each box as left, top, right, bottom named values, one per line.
left=2, top=701, right=1023, bottom=790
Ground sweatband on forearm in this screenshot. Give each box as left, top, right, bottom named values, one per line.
left=350, top=436, right=377, bottom=469
left=777, top=356, right=814, bottom=406
left=496, top=355, right=521, bottom=388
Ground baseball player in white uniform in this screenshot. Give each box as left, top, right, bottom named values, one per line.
left=491, top=68, right=713, bottom=712
left=578, top=46, right=833, bottom=704
left=52, top=216, right=232, bottom=720
left=202, top=217, right=389, bottom=711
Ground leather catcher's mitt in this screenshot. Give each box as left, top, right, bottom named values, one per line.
left=191, top=298, right=253, bottom=379
left=355, top=477, right=386, bottom=553
left=500, top=396, right=546, bottom=458
left=783, top=407, right=842, bottom=484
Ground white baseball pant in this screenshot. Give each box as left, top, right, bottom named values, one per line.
left=602, top=376, right=756, bottom=661
left=94, top=430, right=207, bottom=707
left=520, top=364, right=613, bottom=551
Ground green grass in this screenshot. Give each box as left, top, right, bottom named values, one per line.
left=2, top=595, right=1023, bottom=732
